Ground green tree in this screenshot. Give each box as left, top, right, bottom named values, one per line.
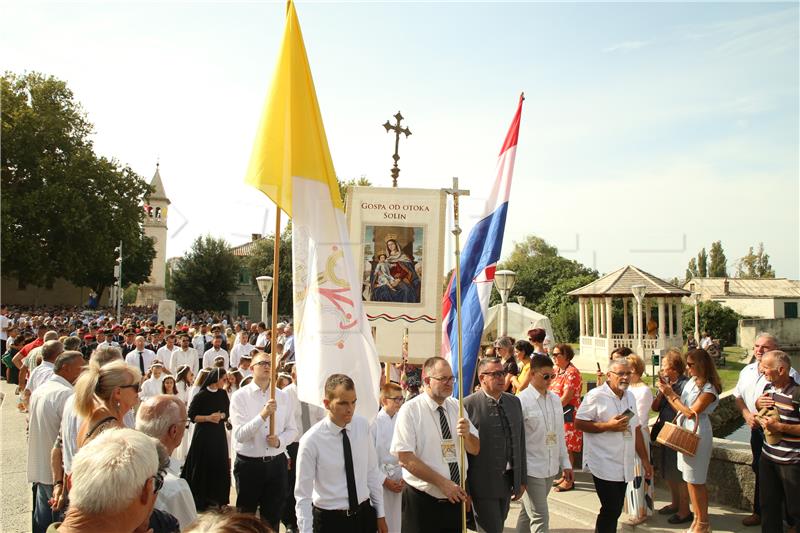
left=247, top=226, right=294, bottom=317
left=735, top=242, right=775, bottom=278
left=496, top=235, right=598, bottom=312
left=697, top=248, right=708, bottom=277
left=708, top=241, right=728, bottom=277
left=1, top=71, right=154, bottom=296
left=170, top=235, right=239, bottom=311
left=681, top=300, right=742, bottom=345
left=338, top=175, right=372, bottom=210
left=538, top=273, right=597, bottom=342
left=686, top=257, right=698, bottom=280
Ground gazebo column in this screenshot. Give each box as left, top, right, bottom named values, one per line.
left=658, top=297, right=666, bottom=341
left=605, top=296, right=613, bottom=348
left=598, top=298, right=605, bottom=337
left=668, top=297, right=675, bottom=339
left=592, top=298, right=598, bottom=337
left=631, top=298, right=638, bottom=340
left=645, top=300, right=652, bottom=330
left=676, top=297, right=684, bottom=341
left=578, top=297, right=586, bottom=337
left=623, top=297, right=629, bottom=336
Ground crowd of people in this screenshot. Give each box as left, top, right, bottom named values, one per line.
left=2, top=303, right=799, bottom=533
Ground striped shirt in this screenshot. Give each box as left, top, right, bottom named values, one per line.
left=762, top=378, right=800, bottom=465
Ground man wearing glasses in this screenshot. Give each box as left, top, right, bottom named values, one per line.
left=575, top=358, right=652, bottom=533
left=463, top=357, right=526, bottom=533
left=230, top=352, right=298, bottom=530
left=391, top=356, right=480, bottom=533
left=371, top=383, right=406, bottom=533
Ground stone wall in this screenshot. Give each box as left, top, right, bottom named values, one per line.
left=739, top=317, right=800, bottom=351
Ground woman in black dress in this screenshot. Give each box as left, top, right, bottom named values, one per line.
left=182, top=367, right=230, bottom=511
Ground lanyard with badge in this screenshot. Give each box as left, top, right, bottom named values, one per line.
left=433, top=407, right=459, bottom=468
left=536, top=393, right=557, bottom=448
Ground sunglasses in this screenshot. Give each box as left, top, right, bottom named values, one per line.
left=539, top=373, right=553, bottom=380
left=120, top=383, right=140, bottom=393
left=480, top=370, right=507, bottom=379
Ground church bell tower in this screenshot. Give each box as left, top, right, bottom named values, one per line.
left=136, top=164, right=170, bottom=306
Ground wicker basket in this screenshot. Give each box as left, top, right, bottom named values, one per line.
left=656, top=413, right=699, bottom=457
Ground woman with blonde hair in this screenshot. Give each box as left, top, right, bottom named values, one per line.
left=657, top=349, right=721, bottom=533
left=623, top=354, right=655, bottom=524
left=73, top=359, right=142, bottom=448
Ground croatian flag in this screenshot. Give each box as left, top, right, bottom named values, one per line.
left=442, top=94, right=524, bottom=397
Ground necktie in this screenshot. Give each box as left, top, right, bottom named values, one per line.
left=341, top=429, right=359, bottom=512
left=138, top=352, right=145, bottom=374
left=495, top=399, right=514, bottom=468
left=437, top=406, right=460, bottom=484
left=301, top=402, right=311, bottom=433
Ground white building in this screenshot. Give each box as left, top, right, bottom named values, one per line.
left=682, top=277, right=800, bottom=319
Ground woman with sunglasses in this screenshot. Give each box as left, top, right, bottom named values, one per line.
left=656, top=349, right=721, bottom=533
left=73, top=359, right=142, bottom=448
left=182, top=367, right=231, bottom=511
left=549, top=343, right=583, bottom=492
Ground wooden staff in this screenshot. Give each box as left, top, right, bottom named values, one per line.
left=269, top=208, right=281, bottom=435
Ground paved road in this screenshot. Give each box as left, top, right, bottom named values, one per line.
left=0, top=379, right=592, bottom=532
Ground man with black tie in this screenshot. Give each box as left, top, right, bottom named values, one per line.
left=120, top=329, right=136, bottom=356
left=295, top=374, right=387, bottom=533
left=125, top=336, right=156, bottom=377
left=391, top=356, right=480, bottom=533
left=463, top=357, right=526, bottom=533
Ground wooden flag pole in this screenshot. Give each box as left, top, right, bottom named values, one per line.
left=269, top=207, right=281, bottom=436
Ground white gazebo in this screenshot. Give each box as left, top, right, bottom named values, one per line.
left=568, top=265, right=691, bottom=363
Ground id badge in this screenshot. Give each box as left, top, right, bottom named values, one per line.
left=545, top=432, right=557, bottom=447
left=441, top=439, right=457, bottom=463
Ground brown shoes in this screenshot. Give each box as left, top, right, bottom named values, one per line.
left=741, top=514, right=761, bottom=526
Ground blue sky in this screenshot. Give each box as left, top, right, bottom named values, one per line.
left=2, top=1, right=798, bottom=281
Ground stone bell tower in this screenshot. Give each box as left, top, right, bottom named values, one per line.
left=136, top=164, right=170, bottom=306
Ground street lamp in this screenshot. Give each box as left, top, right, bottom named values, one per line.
left=688, top=292, right=700, bottom=345
left=494, top=270, right=516, bottom=337
left=631, top=284, right=647, bottom=358
left=256, top=276, right=273, bottom=324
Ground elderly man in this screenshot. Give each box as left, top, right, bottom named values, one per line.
left=136, top=394, right=198, bottom=530
left=22, top=339, right=64, bottom=408
left=391, top=356, right=480, bottom=533
left=282, top=324, right=295, bottom=363
left=50, top=428, right=164, bottom=533
left=575, top=357, right=652, bottom=533
left=463, top=357, right=526, bottom=533
left=733, top=332, right=799, bottom=527
left=27, top=351, right=85, bottom=533
left=754, top=350, right=800, bottom=533
left=230, top=351, right=297, bottom=529
left=125, top=335, right=157, bottom=377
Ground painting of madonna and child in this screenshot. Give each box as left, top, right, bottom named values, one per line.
left=362, top=225, right=423, bottom=304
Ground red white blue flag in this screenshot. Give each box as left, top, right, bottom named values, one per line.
left=441, top=95, right=524, bottom=397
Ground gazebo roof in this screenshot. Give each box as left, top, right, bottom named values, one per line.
left=567, top=265, right=690, bottom=297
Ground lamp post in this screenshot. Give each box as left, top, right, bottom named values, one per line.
left=689, top=292, right=700, bottom=345
left=494, top=270, right=516, bottom=337
left=256, top=276, right=273, bottom=324
left=631, top=284, right=647, bottom=358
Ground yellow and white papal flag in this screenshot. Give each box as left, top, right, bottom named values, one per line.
left=244, top=1, right=382, bottom=420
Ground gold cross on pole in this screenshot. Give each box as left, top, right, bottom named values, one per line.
left=441, top=176, right=470, bottom=533
left=383, top=111, right=412, bottom=187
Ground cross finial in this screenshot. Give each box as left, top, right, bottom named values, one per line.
left=442, top=177, right=470, bottom=237
left=383, top=111, right=412, bottom=187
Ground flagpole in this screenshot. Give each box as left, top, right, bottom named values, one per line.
left=269, top=207, right=281, bottom=436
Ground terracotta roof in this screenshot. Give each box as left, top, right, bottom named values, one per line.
left=568, top=265, right=690, bottom=297
left=682, top=278, right=800, bottom=298
left=230, top=238, right=265, bottom=257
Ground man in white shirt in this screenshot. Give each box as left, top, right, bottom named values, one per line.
left=23, top=340, right=64, bottom=408
left=140, top=360, right=166, bottom=401
left=27, top=351, right=86, bottom=533
left=202, top=335, right=229, bottom=369
left=296, top=373, right=387, bottom=533
left=95, top=329, right=119, bottom=350
left=281, top=363, right=325, bottom=533
left=170, top=335, right=199, bottom=376
left=390, top=356, right=480, bottom=533
left=463, top=357, right=526, bottom=533
left=516, top=355, right=572, bottom=533
left=135, top=394, right=198, bottom=530
left=156, top=334, right=177, bottom=365
left=370, top=382, right=406, bottom=533
left=229, top=331, right=254, bottom=369
left=192, top=325, right=211, bottom=357
left=0, top=303, right=9, bottom=355
left=732, top=332, right=798, bottom=527
left=125, top=336, right=156, bottom=377
left=254, top=322, right=270, bottom=350
left=230, top=351, right=298, bottom=530
left=575, top=357, right=652, bottom=533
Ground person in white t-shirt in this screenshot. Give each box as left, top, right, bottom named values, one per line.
left=170, top=335, right=199, bottom=376
left=229, top=331, right=254, bottom=369
left=140, top=361, right=166, bottom=401
left=156, top=334, right=177, bottom=365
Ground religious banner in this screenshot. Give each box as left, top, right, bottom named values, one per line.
left=346, top=187, right=446, bottom=363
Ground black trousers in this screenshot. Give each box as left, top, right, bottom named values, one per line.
left=312, top=499, right=376, bottom=533
left=751, top=426, right=764, bottom=515
left=401, top=485, right=461, bottom=533
left=592, top=475, right=627, bottom=533
left=759, top=455, right=800, bottom=532
left=233, top=453, right=288, bottom=529
left=281, top=441, right=300, bottom=529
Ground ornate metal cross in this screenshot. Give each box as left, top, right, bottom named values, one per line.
left=382, top=111, right=412, bottom=187
left=442, top=177, right=470, bottom=239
